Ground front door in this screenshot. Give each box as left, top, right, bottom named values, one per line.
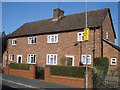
left=66, top=56, right=74, bottom=66
left=17, top=55, right=22, bottom=63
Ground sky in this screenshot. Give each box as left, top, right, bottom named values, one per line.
left=1, top=2, right=119, bottom=45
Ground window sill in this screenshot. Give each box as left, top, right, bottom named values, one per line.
left=28, top=43, right=37, bottom=45
left=9, top=60, right=14, bottom=61
left=110, top=64, right=117, bottom=66
left=46, top=64, right=57, bottom=65
left=12, top=45, right=17, bottom=46
left=47, top=42, right=58, bottom=44
left=27, top=63, right=36, bottom=64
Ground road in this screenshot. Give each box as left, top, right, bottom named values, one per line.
left=1, top=72, right=74, bottom=90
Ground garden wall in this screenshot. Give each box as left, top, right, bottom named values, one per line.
left=3, top=65, right=36, bottom=79
left=44, top=67, right=93, bottom=88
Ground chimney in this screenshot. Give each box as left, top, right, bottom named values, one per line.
left=53, top=8, right=64, bottom=19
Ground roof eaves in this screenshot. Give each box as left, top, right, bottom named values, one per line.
left=108, top=9, right=116, bottom=39
left=7, top=26, right=100, bottom=39
left=103, top=38, right=120, bottom=51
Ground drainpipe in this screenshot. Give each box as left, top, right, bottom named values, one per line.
left=100, top=25, right=104, bottom=57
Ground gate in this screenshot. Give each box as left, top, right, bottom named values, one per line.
left=36, top=66, right=44, bottom=80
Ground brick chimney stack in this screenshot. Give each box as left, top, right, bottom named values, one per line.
left=53, top=8, right=64, bottom=19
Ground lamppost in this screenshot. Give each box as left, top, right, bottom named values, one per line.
left=84, top=0, right=89, bottom=89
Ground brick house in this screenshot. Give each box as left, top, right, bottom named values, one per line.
left=3, top=8, right=120, bottom=72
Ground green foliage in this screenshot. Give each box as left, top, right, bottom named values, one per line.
left=9, top=63, right=30, bottom=70
left=93, top=57, right=109, bottom=75
left=50, top=66, right=85, bottom=78
left=93, top=57, right=109, bottom=88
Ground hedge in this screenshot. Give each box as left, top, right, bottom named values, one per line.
left=50, top=66, right=85, bottom=78
left=9, top=63, right=30, bottom=70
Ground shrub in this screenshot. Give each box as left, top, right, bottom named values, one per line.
left=93, top=57, right=109, bottom=75
left=93, top=57, right=109, bottom=88
left=9, top=63, right=30, bottom=70
left=50, top=66, right=85, bottom=78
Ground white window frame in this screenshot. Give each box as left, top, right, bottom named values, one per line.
left=27, top=54, right=36, bottom=64
left=28, top=37, right=37, bottom=44
left=111, top=58, right=117, bottom=65
left=17, top=55, right=22, bottom=63
left=47, top=35, right=58, bottom=43
left=106, top=31, right=108, bottom=40
left=65, top=56, right=74, bottom=66
left=9, top=54, right=14, bottom=61
left=46, top=54, right=57, bottom=65
left=12, top=39, right=17, bottom=45
left=77, top=32, right=84, bottom=41
left=81, top=54, right=91, bottom=64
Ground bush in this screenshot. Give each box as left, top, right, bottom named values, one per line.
left=93, top=57, right=109, bottom=75
left=93, top=57, right=109, bottom=88
left=9, top=63, right=30, bottom=70
left=50, top=66, right=85, bottom=78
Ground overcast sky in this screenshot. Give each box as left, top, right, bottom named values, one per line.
left=2, top=2, right=119, bottom=45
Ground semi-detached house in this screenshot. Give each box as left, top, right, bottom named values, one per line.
left=3, top=8, right=120, bottom=72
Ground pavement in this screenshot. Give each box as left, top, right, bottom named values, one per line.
left=1, top=73, right=74, bottom=90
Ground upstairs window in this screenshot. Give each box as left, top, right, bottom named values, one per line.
left=9, top=54, right=14, bottom=61
left=28, top=37, right=37, bottom=44
left=78, top=32, right=84, bottom=41
left=12, top=39, right=17, bottom=45
left=46, top=54, right=57, bottom=65
left=27, top=54, right=36, bottom=64
left=111, top=58, right=117, bottom=65
left=81, top=54, right=91, bottom=64
left=47, top=35, right=58, bottom=43
left=106, top=31, right=108, bottom=40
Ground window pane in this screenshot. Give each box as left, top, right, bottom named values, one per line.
left=14, top=40, right=15, bottom=44
left=12, top=55, right=14, bottom=60
left=79, top=33, right=81, bottom=41
left=34, top=37, right=36, bottom=43
left=31, top=57, right=34, bottom=63
left=29, top=38, right=31, bottom=44
left=55, top=36, right=57, bottom=42
left=87, top=56, right=90, bottom=63
left=83, top=56, right=86, bottom=64
left=54, top=55, right=56, bottom=64
left=50, top=55, right=53, bottom=64
left=51, top=36, right=54, bottom=42
left=32, top=39, right=34, bottom=44
left=47, top=55, right=50, bottom=64
left=34, top=55, right=36, bottom=63
left=78, top=32, right=83, bottom=41
left=48, top=36, right=50, bottom=42
left=112, top=59, right=115, bottom=61
left=28, top=55, right=31, bottom=63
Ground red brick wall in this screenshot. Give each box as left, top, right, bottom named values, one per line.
left=3, top=66, right=9, bottom=74
left=3, top=28, right=102, bottom=67
left=102, top=13, right=115, bottom=43
left=44, top=67, right=93, bottom=88
left=103, top=41, right=120, bottom=71
left=3, top=65, right=36, bottom=79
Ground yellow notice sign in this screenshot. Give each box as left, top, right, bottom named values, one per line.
left=84, top=28, right=89, bottom=41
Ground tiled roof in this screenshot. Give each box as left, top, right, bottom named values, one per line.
left=8, top=8, right=110, bottom=38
